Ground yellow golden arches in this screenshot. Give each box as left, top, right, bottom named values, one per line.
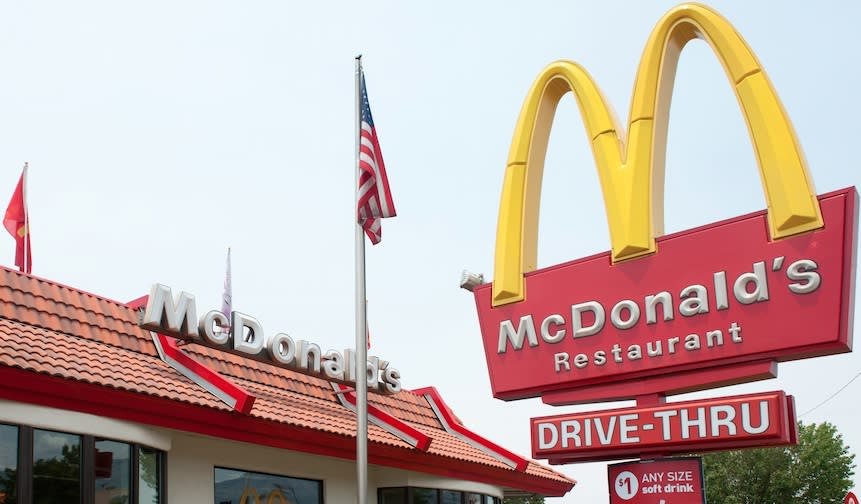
left=266, top=489, right=291, bottom=504
left=492, top=2, right=823, bottom=307
left=240, top=487, right=261, bottom=504
left=239, top=487, right=293, bottom=504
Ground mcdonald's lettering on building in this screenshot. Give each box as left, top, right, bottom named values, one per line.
left=470, top=3, right=858, bottom=402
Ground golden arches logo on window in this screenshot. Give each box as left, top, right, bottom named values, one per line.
left=492, top=2, right=823, bottom=307
left=240, top=487, right=292, bottom=504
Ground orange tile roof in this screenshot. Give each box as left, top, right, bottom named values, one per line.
left=0, top=267, right=574, bottom=496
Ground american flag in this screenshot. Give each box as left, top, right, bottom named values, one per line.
left=357, top=71, right=396, bottom=244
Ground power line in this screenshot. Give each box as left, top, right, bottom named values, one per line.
left=798, top=370, right=861, bottom=418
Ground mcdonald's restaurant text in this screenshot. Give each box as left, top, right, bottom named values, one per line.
left=497, top=258, right=820, bottom=364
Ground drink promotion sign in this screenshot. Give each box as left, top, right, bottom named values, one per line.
left=608, top=458, right=705, bottom=504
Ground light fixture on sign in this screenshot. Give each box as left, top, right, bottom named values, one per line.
left=459, top=270, right=484, bottom=292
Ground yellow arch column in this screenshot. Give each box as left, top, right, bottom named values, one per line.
left=492, top=2, right=822, bottom=307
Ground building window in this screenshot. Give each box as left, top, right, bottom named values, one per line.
left=410, top=488, right=438, bottom=504
left=0, top=423, right=164, bottom=504
left=440, top=490, right=461, bottom=504
left=33, top=430, right=81, bottom=504
left=379, top=487, right=407, bottom=504
left=379, top=487, right=501, bottom=504
left=95, top=439, right=129, bottom=503
left=139, top=446, right=163, bottom=503
left=214, top=467, right=322, bottom=504
left=0, top=424, right=18, bottom=503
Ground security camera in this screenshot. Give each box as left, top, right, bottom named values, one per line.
left=459, top=270, right=485, bottom=292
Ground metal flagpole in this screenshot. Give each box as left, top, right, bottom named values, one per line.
left=22, top=162, right=29, bottom=275
left=222, top=246, right=232, bottom=319
left=354, top=54, right=369, bottom=504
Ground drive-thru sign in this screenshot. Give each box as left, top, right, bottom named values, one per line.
left=532, top=391, right=797, bottom=463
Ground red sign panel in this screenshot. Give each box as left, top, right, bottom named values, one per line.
left=531, top=390, right=797, bottom=462
left=847, top=491, right=859, bottom=504
left=473, top=189, right=858, bottom=401
left=608, top=458, right=705, bottom=504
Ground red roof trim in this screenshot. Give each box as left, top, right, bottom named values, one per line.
left=150, top=332, right=256, bottom=414
left=125, top=295, right=148, bottom=310
left=332, top=383, right=432, bottom=451
left=126, top=295, right=255, bottom=414
left=414, top=387, right=529, bottom=472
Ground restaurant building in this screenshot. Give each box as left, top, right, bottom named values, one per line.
left=0, top=267, right=574, bottom=503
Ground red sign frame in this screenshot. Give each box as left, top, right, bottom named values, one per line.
left=473, top=189, right=858, bottom=402
left=531, top=390, right=797, bottom=462
left=608, top=457, right=705, bottom=504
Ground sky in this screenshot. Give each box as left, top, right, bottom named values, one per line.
left=0, top=1, right=859, bottom=502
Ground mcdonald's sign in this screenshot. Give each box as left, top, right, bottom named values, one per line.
left=471, top=3, right=858, bottom=402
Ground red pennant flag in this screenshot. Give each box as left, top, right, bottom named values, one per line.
left=4, top=166, right=31, bottom=274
